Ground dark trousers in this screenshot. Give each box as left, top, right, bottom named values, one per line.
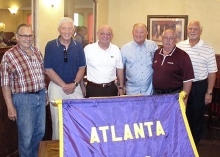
left=86, top=83, right=118, bottom=98
left=186, top=79, right=207, bottom=145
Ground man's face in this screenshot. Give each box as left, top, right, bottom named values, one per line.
left=97, top=27, right=112, bottom=45
left=162, top=30, right=176, bottom=50
left=58, top=22, right=74, bottom=42
left=82, top=29, right=88, bottom=36
left=132, top=25, right=148, bottom=45
left=187, top=22, right=202, bottom=40
left=16, top=27, right=34, bottom=50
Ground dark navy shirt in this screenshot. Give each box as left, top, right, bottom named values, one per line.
left=44, top=36, right=86, bottom=83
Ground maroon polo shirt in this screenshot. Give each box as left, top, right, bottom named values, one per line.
left=152, top=47, right=194, bottom=91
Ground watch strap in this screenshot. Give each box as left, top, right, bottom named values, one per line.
left=206, top=91, right=212, bottom=95
left=73, top=81, right=78, bottom=87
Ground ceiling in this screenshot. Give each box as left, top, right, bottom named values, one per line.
left=0, top=0, right=93, bottom=10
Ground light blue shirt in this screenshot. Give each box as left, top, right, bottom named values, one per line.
left=121, top=40, right=158, bottom=95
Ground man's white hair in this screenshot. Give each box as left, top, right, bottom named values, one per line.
left=58, top=17, right=74, bottom=28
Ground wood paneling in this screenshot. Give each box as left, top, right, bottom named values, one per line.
left=0, top=47, right=52, bottom=156
left=0, top=47, right=18, bottom=157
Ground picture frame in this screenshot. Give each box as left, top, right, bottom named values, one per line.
left=147, top=15, right=188, bottom=46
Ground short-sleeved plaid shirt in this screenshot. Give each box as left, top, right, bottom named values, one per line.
left=0, top=44, right=45, bottom=94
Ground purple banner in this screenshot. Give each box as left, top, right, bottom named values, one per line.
left=62, top=94, right=197, bottom=157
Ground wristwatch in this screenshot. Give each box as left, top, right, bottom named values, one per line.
left=206, top=91, right=212, bottom=95
left=118, top=86, right=124, bottom=90
left=73, top=81, right=78, bottom=87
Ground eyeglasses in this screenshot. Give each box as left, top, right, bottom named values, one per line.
left=99, top=32, right=112, bottom=37
left=17, top=34, right=35, bottom=39
left=64, top=50, right=68, bottom=63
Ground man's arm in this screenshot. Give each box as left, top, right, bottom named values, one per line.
left=2, top=86, right=17, bottom=121
left=73, top=67, right=86, bottom=83
left=62, top=67, right=86, bottom=95
left=116, top=68, right=125, bottom=95
left=45, top=68, right=66, bottom=88
left=183, top=80, right=192, bottom=104
left=205, top=72, right=216, bottom=105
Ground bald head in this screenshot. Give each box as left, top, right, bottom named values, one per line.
left=97, top=25, right=113, bottom=35
left=133, top=23, right=147, bottom=30
left=188, top=21, right=202, bottom=30
left=132, top=23, right=148, bottom=45
left=97, top=25, right=113, bottom=49
left=162, top=29, right=177, bottom=51
left=187, top=21, right=202, bottom=41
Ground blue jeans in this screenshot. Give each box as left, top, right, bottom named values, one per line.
left=13, top=89, right=46, bottom=157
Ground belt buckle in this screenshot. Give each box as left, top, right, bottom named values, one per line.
left=102, top=84, right=106, bottom=88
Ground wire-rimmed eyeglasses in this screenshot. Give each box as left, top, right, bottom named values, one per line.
left=17, top=34, right=35, bottom=39
left=64, top=50, right=68, bottom=63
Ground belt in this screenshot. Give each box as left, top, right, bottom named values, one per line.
left=26, top=89, right=43, bottom=94
left=155, top=86, right=183, bottom=94
left=87, top=80, right=114, bottom=88
left=193, top=78, right=207, bottom=84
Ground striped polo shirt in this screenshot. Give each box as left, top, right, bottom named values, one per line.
left=177, top=39, right=218, bottom=82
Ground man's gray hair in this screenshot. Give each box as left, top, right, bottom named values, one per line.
left=58, top=17, right=74, bottom=28
left=188, top=21, right=203, bottom=30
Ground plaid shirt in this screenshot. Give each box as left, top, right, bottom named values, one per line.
left=0, top=44, right=45, bottom=94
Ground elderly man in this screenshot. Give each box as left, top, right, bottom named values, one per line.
left=84, top=25, right=124, bottom=97
left=1, top=24, right=46, bottom=157
left=121, top=23, right=158, bottom=95
left=152, top=29, right=194, bottom=103
left=44, top=17, right=86, bottom=140
left=177, top=21, right=218, bottom=145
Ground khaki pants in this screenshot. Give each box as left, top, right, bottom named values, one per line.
left=48, top=81, right=83, bottom=140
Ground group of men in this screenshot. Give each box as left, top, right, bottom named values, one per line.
left=0, top=17, right=217, bottom=156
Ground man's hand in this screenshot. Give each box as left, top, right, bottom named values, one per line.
left=205, top=93, right=212, bottom=105
left=62, top=83, right=76, bottom=95
left=8, top=105, right=17, bottom=121
left=118, top=86, right=126, bottom=96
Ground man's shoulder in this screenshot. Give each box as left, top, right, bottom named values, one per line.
left=4, top=45, right=18, bottom=54
left=176, top=47, right=189, bottom=55
left=200, top=40, right=214, bottom=49
left=121, top=41, right=133, bottom=50
left=176, top=40, right=188, bottom=46
left=84, top=42, right=96, bottom=49
left=109, top=43, right=120, bottom=50
left=46, top=39, right=57, bottom=46
left=145, top=39, right=157, bottom=44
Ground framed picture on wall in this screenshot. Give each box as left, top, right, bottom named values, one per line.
left=147, top=15, right=188, bottom=45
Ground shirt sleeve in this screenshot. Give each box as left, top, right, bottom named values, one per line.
left=0, top=55, right=10, bottom=86
left=207, top=47, right=218, bottom=73
left=115, top=47, right=123, bottom=69
left=44, top=42, right=53, bottom=69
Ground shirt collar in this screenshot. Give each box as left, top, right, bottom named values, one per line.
left=56, top=35, right=76, bottom=47
left=159, top=46, right=176, bottom=56
left=17, top=43, right=34, bottom=53
left=185, top=38, right=204, bottom=47
left=96, top=40, right=112, bottom=50
left=133, top=40, right=146, bottom=48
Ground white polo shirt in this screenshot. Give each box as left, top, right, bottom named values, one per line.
left=177, top=39, right=217, bottom=82
left=84, top=41, right=123, bottom=83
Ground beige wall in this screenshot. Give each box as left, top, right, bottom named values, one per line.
left=97, top=0, right=220, bottom=54
left=35, top=0, right=64, bottom=55
left=0, top=9, right=31, bottom=32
